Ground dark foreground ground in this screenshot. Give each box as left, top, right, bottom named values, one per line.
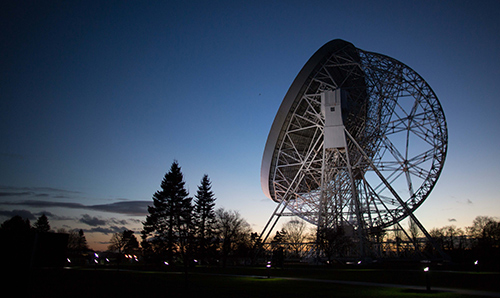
left=7, top=265, right=500, bottom=298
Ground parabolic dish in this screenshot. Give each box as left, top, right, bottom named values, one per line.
left=261, top=39, right=447, bottom=231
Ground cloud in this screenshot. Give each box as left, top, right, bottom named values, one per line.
left=0, top=209, right=36, bottom=220
left=80, top=214, right=107, bottom=226
left=0, top=186, right=150, bottom=216
left=85, top=225, right=129, bottom=235
left=0, top=186, right=81, bottom=195
left=109, top=218, right=129, bottom=225
left=0, top=209, right=61, bottom=221
left=44, top=213, right=74, bottom=221
left=128, top=218, right=142, bottom=224
left=77, top=215, right=140, bottom=230
left=0, top=191, right=34, bottom=197
left=88, top=201, right=149, bottom=216
left=35, top=193, right=50, bottom=197
left=0, top=200, right=150, bottom=216
left=0, top=186, right=83, bottom=202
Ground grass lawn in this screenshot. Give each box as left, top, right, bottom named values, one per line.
left=9, top=266, right=500, bottom=298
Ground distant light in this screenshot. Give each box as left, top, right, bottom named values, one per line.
left=94, top=259, right=98, bottom=264
left=357, top=261, right=362, bottom=265
left=164, top=261, right=169, bottom=266
left=105, top=258, right=109, bottom=262
left=424, top=267, right=429, bottom=272
left=474, top=260, right=479, bottom=265
left=94, top=253, right=99, bottom=258
left=194, top=259, right=198, bottom=263
left=67, top=258, right=71, bottom=263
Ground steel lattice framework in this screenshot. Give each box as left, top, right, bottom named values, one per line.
left=260, top=40, right=447, bottom=250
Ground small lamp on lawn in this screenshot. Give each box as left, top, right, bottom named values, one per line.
left=424, top=267, right=430, bottom=292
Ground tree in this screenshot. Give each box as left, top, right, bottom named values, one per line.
left=408, top=217, right=421, bottom=251
left=469, top=216, right=496, bottom=239
left=34, top=214, right=51, bottom=233
left=272, top=229, right=288, bottom=244
left=429, top=227, right=445, bottom=252
left=483, top=220, right=500, bottom=243
left=108, top=230, right=139, bottom=254
left=109, top=232, right=127, bottom=253
left=214, top=208, right=251, bottom=267
left=124, top=231, right=140, bottom=254
left=443, top=225, right=464, bottom=251
left=469, top=216, right=500, bottom=252
left=282, top=219, right=307, bottom=257
left=316, top=226, right=353, bottom=261
left=77, top=229, right=89, bottom=251
left=141, top=161, right=193, bottom=264
left=67, top=229, right=89, bottom=252
left=0, top=215, right=31, bottom=233
left=193, top=174, right=217, bottom=263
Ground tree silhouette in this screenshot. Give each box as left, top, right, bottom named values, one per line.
left=0, top=215, right=31, bottom=233
left=109, top=230, right=139, bottom=254
left=282, top=219, right=307, bottom=257
left=34, top=214, right=51, bottom=233
left=316, top=226, right=353, bottom=261
left=123, top=230, right=140, bottom=254
left=142, top=161, right=193, bottom=264
left=193, top=174, right=217, bottom=264
left=79, top=229, right=88, bottom=250
left=215, top=208, right=251, bottom=267
left=469, top=216, right=496, bottom=239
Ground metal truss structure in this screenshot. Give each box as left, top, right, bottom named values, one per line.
left=260, top=40, right=447, bottom=258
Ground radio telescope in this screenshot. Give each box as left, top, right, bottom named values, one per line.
left=260, top=39, right=447, bottom=257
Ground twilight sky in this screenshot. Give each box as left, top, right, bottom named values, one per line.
left=1, top=0, right=500, bottom=250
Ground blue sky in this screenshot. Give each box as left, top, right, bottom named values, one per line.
left=1, top=0, right=500, bottom=250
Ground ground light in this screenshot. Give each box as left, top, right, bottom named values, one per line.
left=266, top=261, right=271, bottom=278
left=424, top=267, right=430, bottom=292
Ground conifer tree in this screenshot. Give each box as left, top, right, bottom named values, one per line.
left=34, top=213, right=51, bottom=232
left=193, top=174, right=217, bottom=263
left=76, top=229, right=89, bottom=252
left=142, top=161, right=192, bottom=263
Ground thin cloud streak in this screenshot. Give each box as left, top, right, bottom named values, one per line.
left=80, top=214, right=108, bottom=226
left=86, top=225, right=130, bottom=235
left=0, top=186, right=82, bottom=201
left=0, top=200, right=150, bottom=216
left=0, top=186, right=82, bottom=194
left=0, top=209, right=37, bottom=220
left=0, top=192, right=33, bottom=197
